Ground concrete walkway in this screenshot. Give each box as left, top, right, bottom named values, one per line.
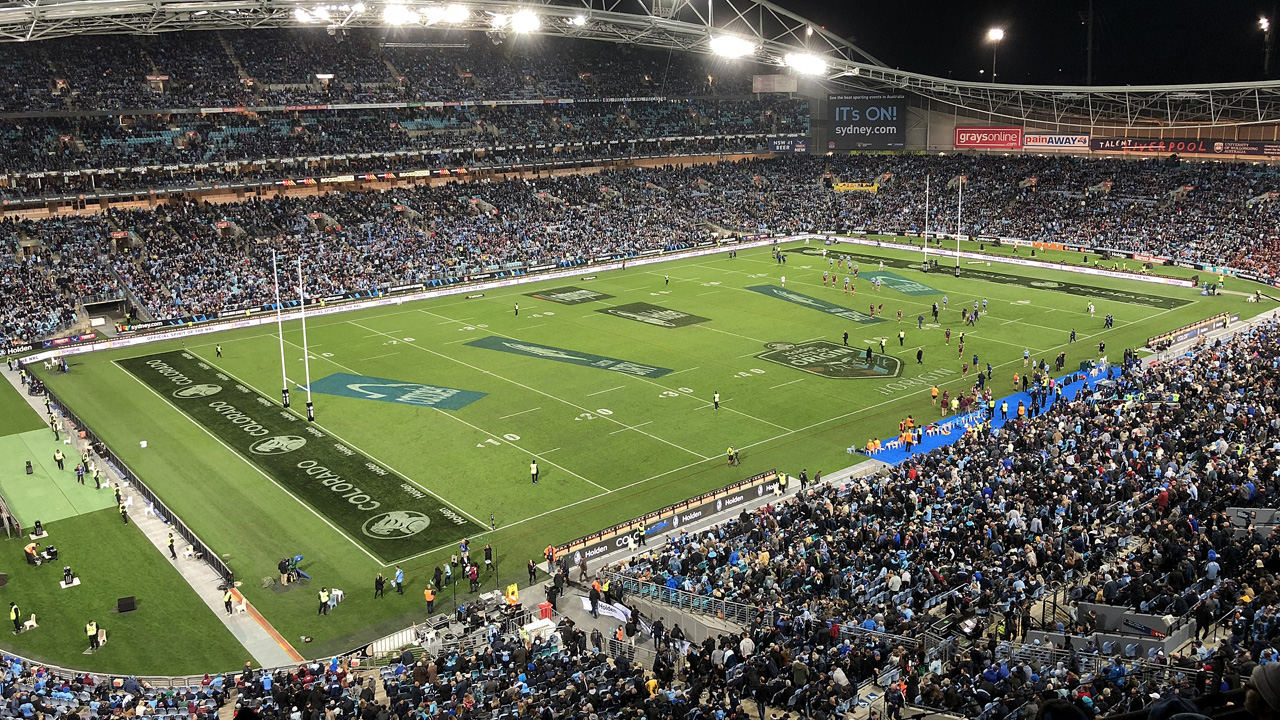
left=2, top=364, right=299, bottom=668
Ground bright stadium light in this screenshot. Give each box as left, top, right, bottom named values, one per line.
left=312, top=6, right=331, bottom=20
left=567, top=14, right=586, bottom=26
left=784, top=52, right=826, bottom=75
left=422, top=4, right=467, bottom=24
left=352, top=3, right=365, bottom=12
left=1263, top=17, right=1271, bottom=31
left=510, top=9, right=539, bottom=32
left=710, top=35, right=756, bottom=58
left=383, top=3, right=415, bottom=24
left=489, top=12, right=507, bottom=29
left=987, top=27, right=1004, bottom=83
left=294, top=7, right=312, bottom=22
left=442, top=4, right=468, bottom=22
left=421, top=5, right=446, bottom=24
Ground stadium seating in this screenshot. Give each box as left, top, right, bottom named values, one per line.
left=0, top=30, right=754, bottom=113
left=599, top=320, right=1280, bottom=718
left=8, top=152, right=1280, bottom=343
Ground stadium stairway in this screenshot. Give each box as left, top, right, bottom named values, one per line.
left=0, top=364, right=302, bottom=668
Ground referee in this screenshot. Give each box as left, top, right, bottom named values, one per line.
left=530, top=459, right=539, bottom=484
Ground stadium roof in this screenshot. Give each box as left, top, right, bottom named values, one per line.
left=5, top=0, right=1280, bottom=129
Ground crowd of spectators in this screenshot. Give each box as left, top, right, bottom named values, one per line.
left=0, top=30, right=756, bottom=113
left=0, top=215, right=121, bottom=342
left=603, top=317, right=1280, bottom=718
left=8, top=152, right=1280, bottom=340
left=0, top=98, right=808, bottom=181
left=10, top=151, right=1280, bottom=285
left=0, top=653, right=225, bottom=720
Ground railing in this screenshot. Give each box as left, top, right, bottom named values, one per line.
left=604, top=572, right=757, bottom=626
left=0, top=486, right=21, bottom=538
left=44, top=386, right=234, bottom=586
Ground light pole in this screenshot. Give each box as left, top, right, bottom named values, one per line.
left=988, top=27, right=1004, bottom=83
left=1263, top=17, right=1273, bottom=78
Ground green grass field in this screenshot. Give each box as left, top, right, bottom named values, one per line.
left=0, top=377, right=46, bottom=436
left=27, top=237, right=1279, bottom=670
left=0, top=509, right=247, bottom=674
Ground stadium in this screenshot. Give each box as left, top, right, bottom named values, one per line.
left=1, top=0, right=1280, bottom=719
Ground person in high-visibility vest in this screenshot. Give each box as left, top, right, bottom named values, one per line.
left=9, top=603, right=19, bottom=633
left=423, top=586, right=435, bottom=614
left=222, top=589, right=234, bottom=615
left=86, top=621, right=99, bottom=650
left=317, top=588, right=330, bottom=615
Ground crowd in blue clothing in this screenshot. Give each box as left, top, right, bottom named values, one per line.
left=607, top=317, right=1280, bottom=718
left=8, top=152, right=1280, bottom=345
left=0, top=654, right=225, bottom=720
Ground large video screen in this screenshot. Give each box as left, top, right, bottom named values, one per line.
left=827, top=94, right=906, bottom=150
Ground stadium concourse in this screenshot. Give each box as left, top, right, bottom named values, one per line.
left=5, top=153, right=1280, bottom=345
left=0, top=310, right=1275, bottom=720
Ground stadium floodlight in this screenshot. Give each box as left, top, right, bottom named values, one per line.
left=987, top=27, right=1004, bottom=83
left=383, top=3, right=415, bottom=24
left=710, top=35, right=757, bottom=58
left=567, top=15, right=587, bottom=26
left=784, top=52, right=826, bottom=75
left=422, top=4, right=468, bottom=24
left=312, top=6, right=331, bottom=21
left=510, top=9, right=539, bottom=32
left=294, top=7, right=312, bottom=22
left=443, top=4, right=469, bottom=22
left=489, top=12, right=508, bottom=29
left=352, top=3, right=365, bottom=12
left=1263, top=17, right=1271, bottom=31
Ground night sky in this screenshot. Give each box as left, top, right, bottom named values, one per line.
left=780, top=0, right=1279, bottom=86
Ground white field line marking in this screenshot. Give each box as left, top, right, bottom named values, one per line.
left=695, top=325, right=769, bottom=344
left=696, top=291, right=719, bottom=296
left=112, top=362, right=383, bottom=565
left=165, top=244, right=1185, bottom=358
left=586, top=386, right=625, bottom=397
left=214, top=344, right=491, bottom=528
left=770, top=379, right=802, bottom=389
left=620, top=373, right=792, bottom=431
left=476, top=307, right=1251, bottom=542
left=610, top=421, right=653, bottom=435
left=420, top=310, right=789, bottom=434
left=359, top=351, right=401, bottom=361
left=468, top=298, right=1186, bottom=539
left=665, top=366, right=700, bottom=376
left=349, top=320, right=710, bottom=460
left=499, top=407, right=541, bottom=420
left=442, top=337, right=476, bottom=345
left=429, top=406, right=606, bottom=491
left=695, top=257, right=1177, bottom=325
left=536, top=448, right=561, bottom=455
